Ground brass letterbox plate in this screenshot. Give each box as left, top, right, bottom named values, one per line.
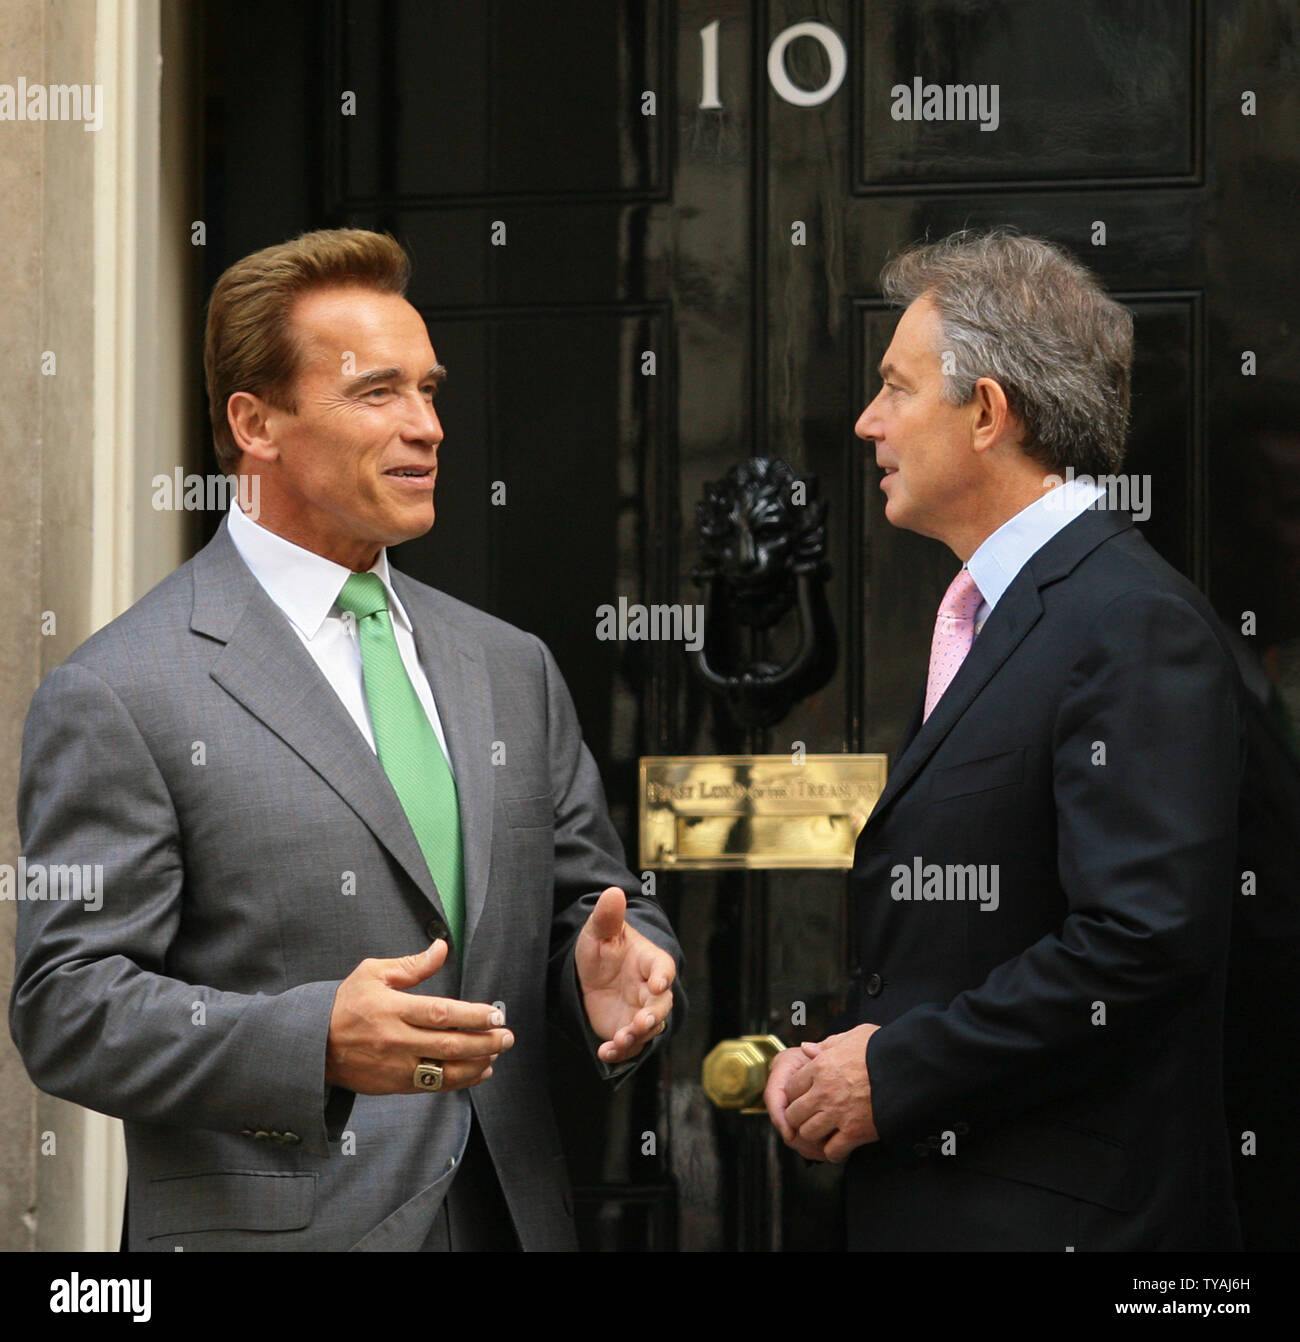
left=638, top=754, right=888, bottom=870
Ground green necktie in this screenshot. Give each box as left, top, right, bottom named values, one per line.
left=336, top=572, right=464, bottom=953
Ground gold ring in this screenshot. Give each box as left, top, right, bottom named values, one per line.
left=413, top=1059, right=444, bottom=1091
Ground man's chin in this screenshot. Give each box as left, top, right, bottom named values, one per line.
left=883, top=499, right=937, bottom=543
left=398, top=518, right=436, bottom=545
left=882, top=495, right=911, bottom=531
left=379, top=504, right=436, bottom=547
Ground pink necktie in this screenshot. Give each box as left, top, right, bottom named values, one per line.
left=923, top=568, right=983, bottom=721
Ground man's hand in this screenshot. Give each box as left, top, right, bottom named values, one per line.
left=575, top=887, right=676, bottom=1065
left=764, top=1043, right=829, bottom=1160
left=325, top=940, right=513, bottom=1094
left=769, top=1024, right=881, bottom=1163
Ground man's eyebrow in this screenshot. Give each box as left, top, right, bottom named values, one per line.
left=878, top=360, right=911, bottom=385
left=341, top=363, right=447, bottom=395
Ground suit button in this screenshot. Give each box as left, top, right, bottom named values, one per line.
left=864, top=973, right=883, bottom=997
left=253, top=1130, right=269, bottom=1140
left=426, top=918, right=448, bottom=941
left=912, top=1142, right=929, bottom=1158
left=283, top=1132, right=300, bottom=1144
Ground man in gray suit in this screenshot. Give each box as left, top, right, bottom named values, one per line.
left=10, top=227, right=683, bottom=1251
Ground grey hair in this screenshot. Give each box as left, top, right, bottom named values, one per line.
left=879, top=229, right=1133, bottom=475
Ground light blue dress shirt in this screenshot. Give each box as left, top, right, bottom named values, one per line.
left=965, top=477, right=1106, bottom=633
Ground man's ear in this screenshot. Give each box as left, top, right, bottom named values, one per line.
left=969, top=376, right=1015, bottom=455
left=227, top=391, right=281, bottom=465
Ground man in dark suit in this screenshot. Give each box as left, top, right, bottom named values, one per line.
left=765, top=229, right=1243, bottom=1250
left=11, top=228, right=683, bottom=1250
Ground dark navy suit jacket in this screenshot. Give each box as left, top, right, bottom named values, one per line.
left=845, top=506, right=1244, bottom=1251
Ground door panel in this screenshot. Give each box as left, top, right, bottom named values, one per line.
left=853, top=1, right=1199, bottom=188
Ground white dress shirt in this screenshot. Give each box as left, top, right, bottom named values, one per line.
left=225, top=500, right=452, bottom=768
left=966, top=477, right=1106, bottom=633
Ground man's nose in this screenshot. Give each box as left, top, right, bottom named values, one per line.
left=404, top=394, right=443, bottom=444
left=856, top=383, right=891, bottom=437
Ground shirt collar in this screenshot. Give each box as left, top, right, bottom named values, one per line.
left=225, top=498, right=414, bottom=639
left=966, top=476, right=1106, bottom=614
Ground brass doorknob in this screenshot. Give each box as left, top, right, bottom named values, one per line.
left=702, top=1034, right=786, bottom=1112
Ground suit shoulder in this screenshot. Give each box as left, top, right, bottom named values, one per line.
left=47, top=559, right=200, bottom=690
left=1063, top=526, right=1240, bottom=677
left=1069, top=525, right=1222, bottom=628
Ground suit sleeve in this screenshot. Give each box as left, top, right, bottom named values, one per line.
left=532, top=638, right=687, bottom=1080
left=8, top=661, right=349, bottom=1157
left=867, top=588, right=1242, bottom=1143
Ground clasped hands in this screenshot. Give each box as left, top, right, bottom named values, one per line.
left=325, top=886, right=675, bottom=1094
left=763, top=1023, right=881, bottom=1163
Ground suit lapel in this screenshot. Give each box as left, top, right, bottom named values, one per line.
left=865, top=506, right=1134, bottom=829
left=867, top=579, right=1044, bottom=823
left=192, top=520, right=451, bottom=923
left=896, top=690, right=925, bottom=759
left=389, top=572, right=496, bottom=963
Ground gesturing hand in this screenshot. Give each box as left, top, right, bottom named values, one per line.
left=325, top=940, right=513, bottom=1094
left=575, top=887, right=676, bottom=1065
left=768, top=1024, right=881, bottom=1163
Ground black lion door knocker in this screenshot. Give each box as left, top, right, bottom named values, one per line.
left=690, top=458, right=837, bottom=729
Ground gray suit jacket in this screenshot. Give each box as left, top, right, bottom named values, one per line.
left=10, top=517, right=683, bottom=1250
